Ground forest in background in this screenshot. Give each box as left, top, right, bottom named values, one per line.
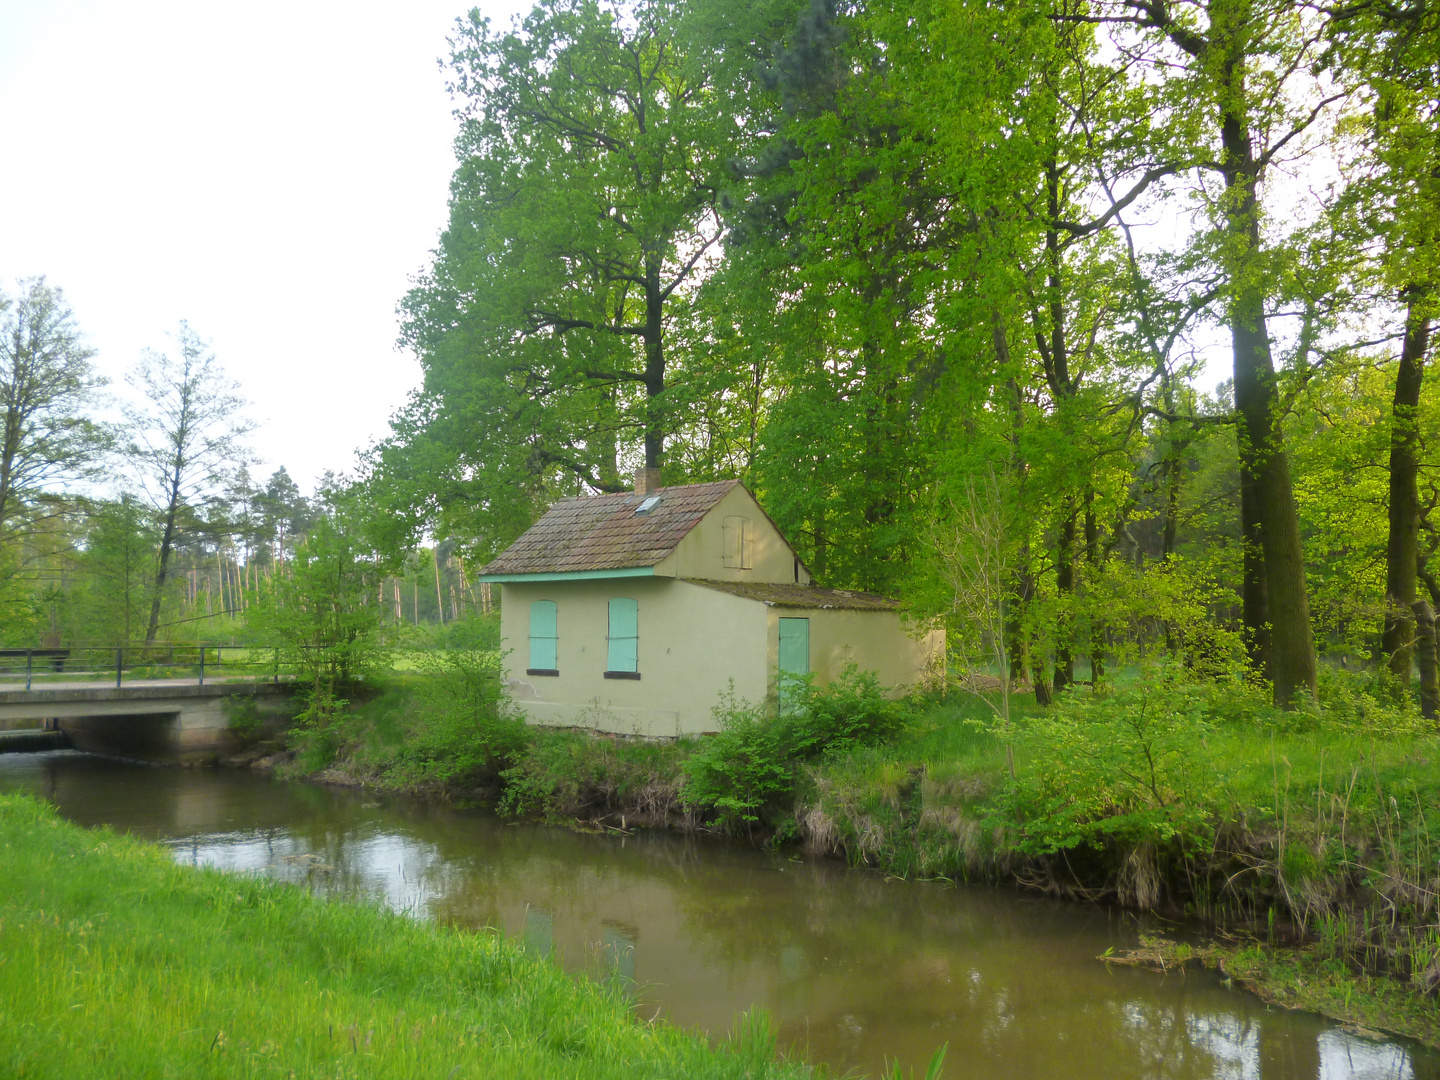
left=3, top=0, right=1438, bottom=714
left=0, top=284, right=490, bottom=654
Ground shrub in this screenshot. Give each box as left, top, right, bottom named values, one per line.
left=680, top=668, right=915, bottom=831
left=792, top=667, right=910, bottom=752
left=374, top=649, right=529, bottom=788
left=678, top=692, right=794, bottom=828
left=993, top=676, right=1220, bottom=856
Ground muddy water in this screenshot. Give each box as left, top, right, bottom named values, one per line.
left=3, top=750, right=1435, bottom=1079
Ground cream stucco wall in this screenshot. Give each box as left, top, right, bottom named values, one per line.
left=499, top=578, right=944, bottom=736
left=499, top=578, right=768, bottom=737
left=763, top=606, right=943, bottom=699
left=653, top=485, right=810, bottom=584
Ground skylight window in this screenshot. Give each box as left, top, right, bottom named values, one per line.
left=635, top=495, right=661, bottom=515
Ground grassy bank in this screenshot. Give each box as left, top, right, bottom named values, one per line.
left=279, top=659, right=1440, bottom=1047
left=0, top=793, right=811, bottom=1079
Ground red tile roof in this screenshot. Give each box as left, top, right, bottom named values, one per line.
left=480, top=481, right=740, bottom=576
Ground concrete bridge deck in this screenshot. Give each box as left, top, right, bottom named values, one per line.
left=0, top=680, right=300, bottom=761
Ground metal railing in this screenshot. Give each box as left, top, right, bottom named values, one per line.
left=0, top=644, right=294, bottom=691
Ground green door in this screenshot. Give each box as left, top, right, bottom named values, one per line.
left=778, top=617, right=809, bottom=709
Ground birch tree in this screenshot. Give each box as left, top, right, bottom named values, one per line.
left=125, top=323, right=254, bottom=644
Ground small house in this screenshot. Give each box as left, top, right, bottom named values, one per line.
left=478, top=470, right=943, bottom=737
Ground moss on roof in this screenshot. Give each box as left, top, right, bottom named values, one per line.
left=683, top=579, right=903, bottom=611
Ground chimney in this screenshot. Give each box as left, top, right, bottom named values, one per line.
left=633, top=467, right=662, bottom=496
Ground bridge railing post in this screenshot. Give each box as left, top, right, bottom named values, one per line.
left=198, top=647, right=205, bottom=687
left=25, top=649, right=32, bottom=692
left=115, top=647, right=122, bottom=689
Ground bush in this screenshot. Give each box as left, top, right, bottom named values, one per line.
left=334, top=650, right=532, bottom=794
left=355, top=650, right=529, bottom=789
left=993, top=676, right=1219, bottom=856
left=678, top=693, right=794, bottom=829
left=680, top=667, right=914, bottom=831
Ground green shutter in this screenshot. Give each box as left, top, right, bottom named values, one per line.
left=529, top=601, right=558, bottom=671
left=607, top=597, right=639, bottom=672
left=778, top=617, right=809, bottom=711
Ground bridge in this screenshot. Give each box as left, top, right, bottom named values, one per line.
left=0, top=680, right=300, bottom=762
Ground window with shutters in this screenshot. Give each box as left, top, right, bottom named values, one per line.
left=722, top=515, right=753, bottom=569
left=528, top=600, right=558, bottom=675
left=605, top=597, right=640, bottom=678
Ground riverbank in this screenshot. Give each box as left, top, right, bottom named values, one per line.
left=0, top=792, right=814, bottom=1079
left=269, top=665, right=1440, bottom=1049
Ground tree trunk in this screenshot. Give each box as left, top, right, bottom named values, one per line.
left=1053, top=506, right=1077, bottom=692
left=433, top=549, right=446, bottom=626
left=1032, top=655, right=1053, bottom=706
left=144, top=467, right=184, bottom=645
left=1162, top=447, right=1183, bottom=561
left=642, top=256, right=666, bottom=471
left=1238, top=449, right=1271, bottom=677
left=1219, top=54, right=1316, bottom=706
left=1384, top=295, right=1432, bottom=680
left=1085, top=491, right=1104, bottom=684
left=1413, top=600, right=1438, bottom=720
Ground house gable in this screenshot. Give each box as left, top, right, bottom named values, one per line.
left=479, top=479, right=812, bottom=585
left=652, top=484, right=810, bottom=585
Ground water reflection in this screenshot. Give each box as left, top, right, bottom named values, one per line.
left=2, top=750, right=1434, bottom=1080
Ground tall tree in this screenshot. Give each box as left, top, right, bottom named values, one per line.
left=390, top=0, right=745, bottom=554
left=1330, top=0, right=1440, bottom=679
left=257, top=467, right=311, bottom=574
left=0, top=279, right=108, bottom=562
left=1077, top=0, right=1347, bottom=703
left=125, top=323, right=253, bottom=644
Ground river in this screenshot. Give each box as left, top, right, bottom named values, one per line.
left=2, top=749, right=1435, bottom=1079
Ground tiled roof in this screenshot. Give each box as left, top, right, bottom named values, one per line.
left=481, top=481, right=740, bottom=575
left=684, top=579, right=903, bottom=611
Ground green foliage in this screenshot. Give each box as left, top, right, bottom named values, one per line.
left=66, top=496, right=157, bottom=642
left=994, top=677, right=1222, bottom=855
left=0, top=278, right=110, bottom=564
left=380, top=0, right=753, bottom=557
left=0, top=793, right=809, bottom=1080
left=679, top=692, right=794, bottom=828
left=396, top=611, right=502, bottom=653
left=248, top=506, right=391, bottom=700
left=680, top=668, right=913, bottom=830
left=224, top=694, right=263, bottom=741
left=386, top=649, right=529, bottom=788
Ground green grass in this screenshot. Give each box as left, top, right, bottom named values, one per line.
left=0, top=793, right=810, bottom=1080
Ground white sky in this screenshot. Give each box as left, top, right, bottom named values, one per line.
left=0, top=0, right=528, bottom=494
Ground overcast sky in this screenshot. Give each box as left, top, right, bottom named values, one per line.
left=0, top=0, right=527, bottom=494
